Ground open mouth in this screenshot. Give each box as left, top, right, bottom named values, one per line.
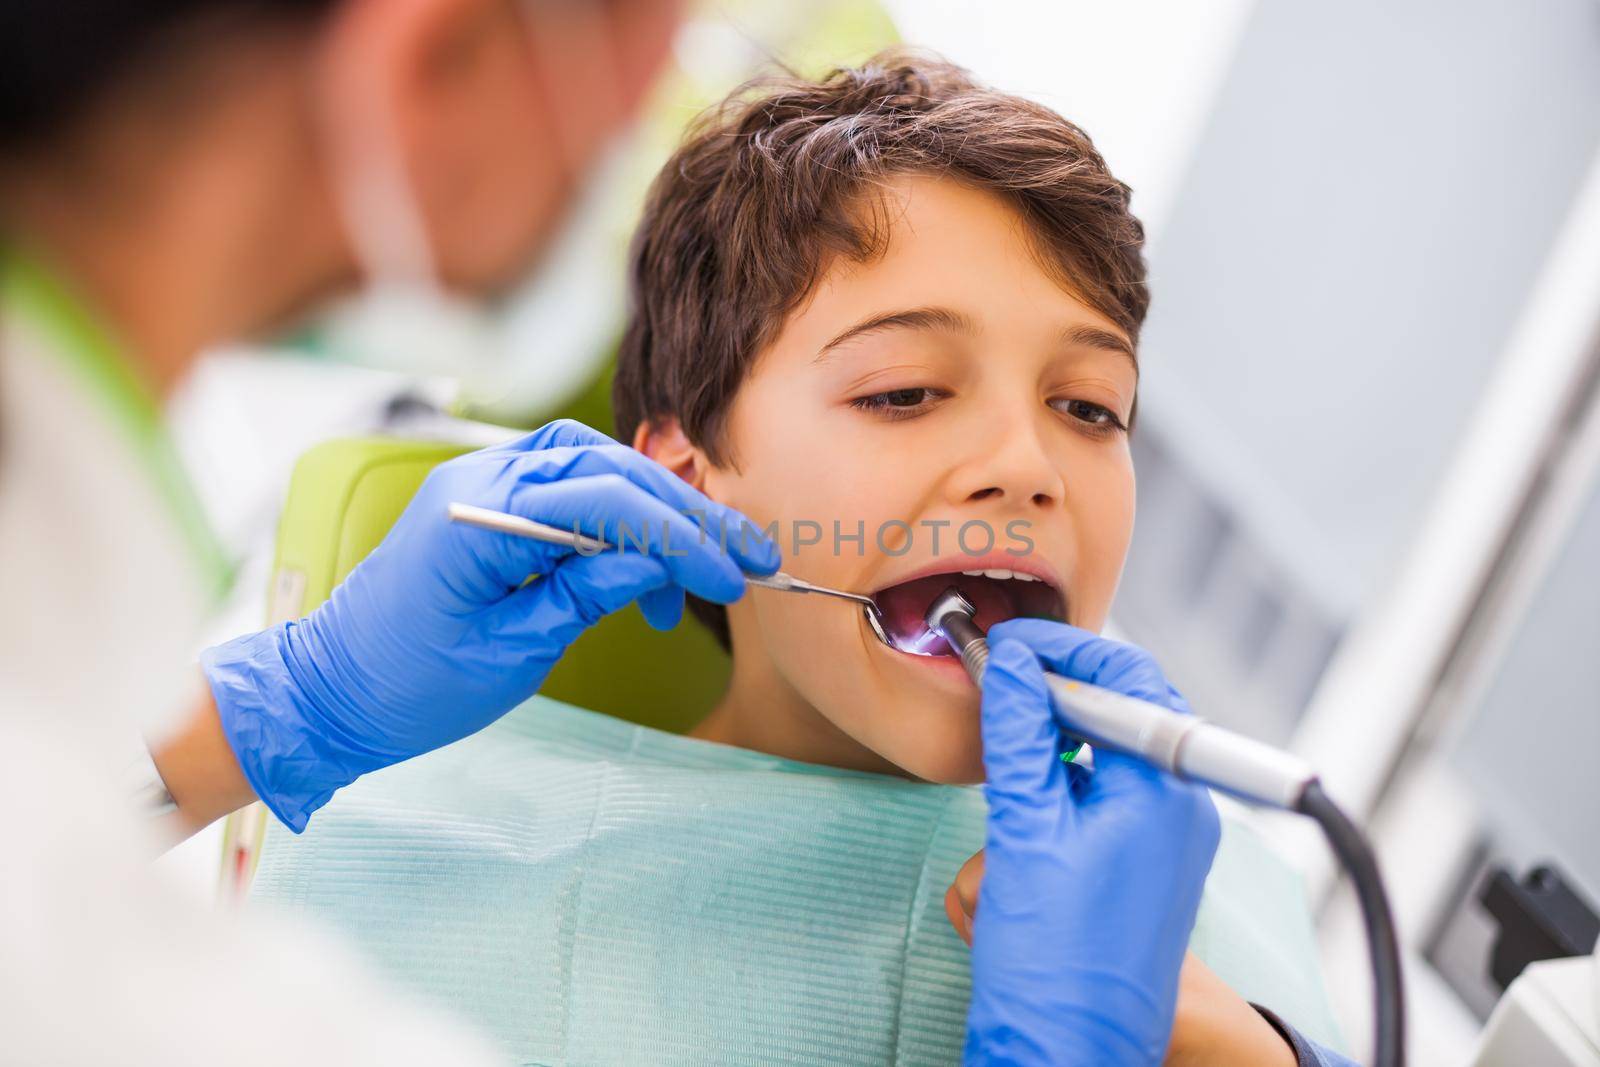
left=872, top=569, right=1065, bottom=656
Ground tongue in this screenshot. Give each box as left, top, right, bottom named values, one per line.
left=874, top=573, right=1022, bottom=656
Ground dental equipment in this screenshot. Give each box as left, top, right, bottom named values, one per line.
left=924, top=585, right=1405, bottom=1067
left=445, top=503, right=894, bottom=644
left=926, top=587, right=1318, bottom=809
left=444, top=505, right=1402, bottom=1062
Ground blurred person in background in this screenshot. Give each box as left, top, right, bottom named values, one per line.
left=0, top=2, right=1344, bottom=1064
left=0, top=3, right=732, bottom=1063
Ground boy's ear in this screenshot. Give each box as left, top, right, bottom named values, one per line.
left=633, top=417, right=709, bottom=491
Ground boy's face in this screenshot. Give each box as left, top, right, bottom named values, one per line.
left=661, top=175, right=1137, bottom=784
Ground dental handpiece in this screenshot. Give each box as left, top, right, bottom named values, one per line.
left=924, top=588, right=1318, bottom=810
left=926, top=587, right=1407, bottom=1066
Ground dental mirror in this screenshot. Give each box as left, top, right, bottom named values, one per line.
left=446, top=504, right=907, bottom=648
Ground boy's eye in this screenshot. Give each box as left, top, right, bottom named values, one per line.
left=850, top=387, right=944, bottom=419
left=879, top=388, right=929, bottom=408
left=1054, top=398, right=1128, bottom=434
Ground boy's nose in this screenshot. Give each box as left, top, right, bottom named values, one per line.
left=944, top=413, right=1065, bottom=510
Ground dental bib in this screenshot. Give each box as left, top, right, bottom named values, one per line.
left=251, top=697, right=1342, bottom=1064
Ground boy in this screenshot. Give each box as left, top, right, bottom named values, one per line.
left=252, top=53, right=1341, bottom=1065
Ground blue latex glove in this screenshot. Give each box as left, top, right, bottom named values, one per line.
left=964, top=618, right=1221, bottom=1067
left=203, top=420, right=778, bottom=832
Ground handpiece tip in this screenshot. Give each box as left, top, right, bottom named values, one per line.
left=924, top=587, right=987, bottom=683
left=924, top=586, right=978, bottom=633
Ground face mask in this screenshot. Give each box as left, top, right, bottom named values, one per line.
left=315, top=6, right=636, bottom=420
left=319, top=134, right=636, bottom=421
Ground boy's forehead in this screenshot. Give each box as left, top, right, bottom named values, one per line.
left=791, top=174, right=1133, bottom=352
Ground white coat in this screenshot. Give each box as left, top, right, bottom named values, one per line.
left=0, top=255, right=505, bottom=1065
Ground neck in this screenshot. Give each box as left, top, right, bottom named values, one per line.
left=0, top=33, right=353, bottom=397
left=694, top=630, right=903, bottom=777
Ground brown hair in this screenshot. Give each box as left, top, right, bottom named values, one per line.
left=612, top=49, right=1149, bottom=647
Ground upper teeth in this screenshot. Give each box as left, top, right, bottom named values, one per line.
left=962, top=568, right=1039, bottom=582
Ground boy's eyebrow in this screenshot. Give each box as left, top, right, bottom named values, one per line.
left=815, top=306, right=975, bottom=360
left=814, top=307, right=1138, bottom=368
left=1062, top=324, right=1139, bottom=368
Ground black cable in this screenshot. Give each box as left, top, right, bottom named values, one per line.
left=1296, top=780, right=1405, bottom=1067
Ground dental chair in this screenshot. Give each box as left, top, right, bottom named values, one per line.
left=218, top=384, right=732, bottom=892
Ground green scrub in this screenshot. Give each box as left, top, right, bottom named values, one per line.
left=0, top=246, right=230, bottom=597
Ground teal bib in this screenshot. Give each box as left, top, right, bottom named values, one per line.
left=252, top=698, right=1341, bottom=1064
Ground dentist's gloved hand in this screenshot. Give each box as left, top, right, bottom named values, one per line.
left=964, top=619, right=1221, bottom=1067
left=202, top=420, right=778, bottom=832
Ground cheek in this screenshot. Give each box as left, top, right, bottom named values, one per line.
left=1067, top=452, right=1136, bottom=629
left=714, top=386, right=919, bottom=574
left=725, top=560, right=879, bottom=749
left=712, top=455, right=877, bottom=675
left=751, top=589, right=986, bottom=784
left=705, top=379, right=988, bottom=782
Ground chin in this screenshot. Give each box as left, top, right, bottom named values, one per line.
left=873, top=719, right=986, bottom=786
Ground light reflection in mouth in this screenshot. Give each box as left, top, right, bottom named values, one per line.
left=867, top=609, right=955, bottom=656
left=869, top=571, right=1065, bottom=656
